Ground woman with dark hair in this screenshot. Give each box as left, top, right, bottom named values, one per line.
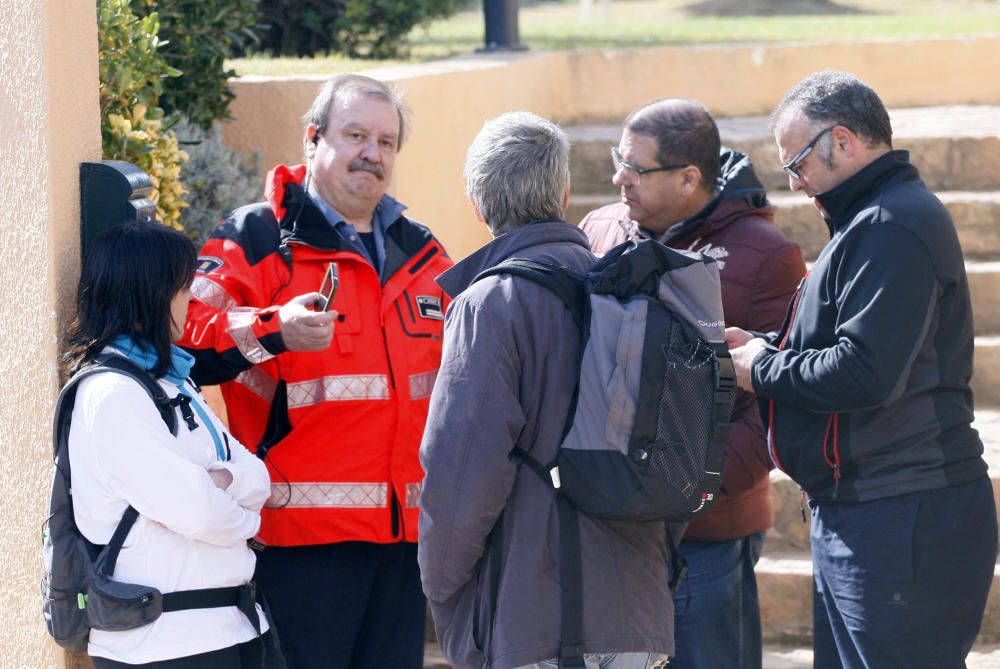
left=64, top=222, right=272, bottom=668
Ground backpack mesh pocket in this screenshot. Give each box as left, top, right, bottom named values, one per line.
left=649, top=323, right=716, bottom=503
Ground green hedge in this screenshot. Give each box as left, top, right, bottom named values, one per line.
left=98, top=0, right=188, bottom=230
left=257, top=0, right=458, bottom=58
left=174, top=117, right=262, bottom=247
left=129, top=0, right=261, bottom=131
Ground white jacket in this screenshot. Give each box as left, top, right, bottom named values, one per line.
left=69, top=363, right=271, bottom=663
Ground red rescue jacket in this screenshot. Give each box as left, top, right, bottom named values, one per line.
left=179, top=165, right=452, bottom=546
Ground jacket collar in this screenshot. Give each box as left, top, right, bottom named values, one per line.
left=814, top=150, right=918, bottom=235
left=265, top=164, right=407, bottom=249
left=657, top=147, right=771, bottom=245
left=438, top=221, right=590, bottom=298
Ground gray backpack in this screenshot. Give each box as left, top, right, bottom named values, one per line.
left=474, top=239, right=736, bottom=669
left=42, top=354, right=259, bottom=651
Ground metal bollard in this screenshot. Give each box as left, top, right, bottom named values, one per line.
left=479, top=0, right=527, bottom=52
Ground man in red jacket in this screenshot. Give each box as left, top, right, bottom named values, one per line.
left=579, top=98, right=805, bottom=669
left=179, top=74, right=452, bottom=668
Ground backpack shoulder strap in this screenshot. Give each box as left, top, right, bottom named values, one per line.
left=473, top=259, right=587, bottom=331
left=92, top=355, right=177, bottom=435
left=52, top=356, right=179, bottom=580
left=53, top=355, right=178, bottom=462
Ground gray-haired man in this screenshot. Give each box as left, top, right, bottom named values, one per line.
left=181, top=73, right=452, bottom=669
left=418, top=111, right=673, bottom=669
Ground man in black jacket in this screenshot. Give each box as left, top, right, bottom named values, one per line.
left=729, top=71, right=997, bottom=668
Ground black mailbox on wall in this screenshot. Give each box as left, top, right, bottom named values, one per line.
left=80, top=160, right=157, bottom=258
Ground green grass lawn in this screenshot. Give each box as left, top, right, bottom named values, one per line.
left=229, top=0, right=1000, bottom=77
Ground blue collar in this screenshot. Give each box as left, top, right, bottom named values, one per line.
left=110, top=336, right=194, bottom=391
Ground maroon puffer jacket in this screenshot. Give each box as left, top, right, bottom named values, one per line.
left=579, top=149, right=806, bottom=541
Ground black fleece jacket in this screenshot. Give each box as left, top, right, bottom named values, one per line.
left=751, top=150, right=986, bottom=502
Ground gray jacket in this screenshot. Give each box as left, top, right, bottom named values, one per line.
left=418, top=222, right=675, bottom=669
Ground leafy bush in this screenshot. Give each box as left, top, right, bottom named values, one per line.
left=129, top=0, right=261, bottom=131
left=174, top=117, right=262, bottom=247
left=98, top=0, right=188, bottom=229
left=257, top=0, right=458, bottom=58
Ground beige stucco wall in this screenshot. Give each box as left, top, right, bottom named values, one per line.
left=224, top=36, right=1000, bottom=260
left=0, top=0, right=100, bottom=666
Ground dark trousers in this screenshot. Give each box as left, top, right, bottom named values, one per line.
left=92, top=636, right=266, bottom=668
left=811, top=477, right=998, bottom=669
left=668, top=532, right=764, bottom=669
left=254, top=541, right=426, bottom=669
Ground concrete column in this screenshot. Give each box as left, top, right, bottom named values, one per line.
left=0, top=0, right=100, bottom=665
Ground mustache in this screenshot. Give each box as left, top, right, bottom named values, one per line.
left=349, top=159, right=385, bottom=180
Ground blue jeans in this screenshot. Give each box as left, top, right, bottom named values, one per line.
left=667, top=532, right=764, bottom=669
left=811, top=477, right=997, bottom=669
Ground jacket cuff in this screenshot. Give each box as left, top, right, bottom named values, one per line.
left=228, top=306, right=284, bottom=363
left=749, top=345, right=777, bottom=396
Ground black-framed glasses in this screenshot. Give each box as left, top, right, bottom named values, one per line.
left=782, top=125, right=836, bottom=180
left=611, top=146, right=689, bottom=181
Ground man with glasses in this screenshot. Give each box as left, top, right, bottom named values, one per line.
left=579, top=98, right=805, bottom=669
left=728, top=71, right=997, bottom=668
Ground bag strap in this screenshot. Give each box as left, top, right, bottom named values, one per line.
left=704, top=342, right=737, bottom=500
left=55, top=355, right=179, bottom=451
left=665, top=524, right=688, bottom=594
left=163, top=583, right=262, bottom=635
left=476, top=257, right=590, bottom=454
left=474, top=259, right=591, bottom=668
left=98, top=506, right=140, bottom=576
left=555, top=495, right=586, bottom=669
left=54, top=354, right=181, bottom=578
left=472, top=259, right=587, bottom=331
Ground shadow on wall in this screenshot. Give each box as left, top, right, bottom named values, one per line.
left=683, top=0, right=865, bottom=16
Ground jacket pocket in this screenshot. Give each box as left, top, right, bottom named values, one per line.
left=395, top=290, right=445, bottom=340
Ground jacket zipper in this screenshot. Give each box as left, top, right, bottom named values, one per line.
left=822, top=413, right=841, bottom=497
left=767, top=271, right=842, bottom=496
left=390, top=488, right=404, bottom=539
left=767, top=273, right=808, bottom=473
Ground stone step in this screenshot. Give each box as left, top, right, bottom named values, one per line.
left=762, top=410, right=1000, bottom=644
left=750, top=645, right=1000, bottom=669
left=766, top=408, right=1000, bottom=554
left=424, top=642, right=835, bottom=669
left=567, top=194, right=1000, bottom=338
left=768, top=190, right=1000, bottom=263
left=424, top=636, right=1000, bottom=667
left=975, top=338, right=1000, bottom=407
left=568, top=105, right=1000, bottom=197
left=567, top=190, right=1000, bottom=264
left=756, top=556, right=1000, bottom=647
left=970, top=263, right=1000, bottom=336
left=424, top=641, right=449, bottom=668
left=565, top=193, right=621, bottom=229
